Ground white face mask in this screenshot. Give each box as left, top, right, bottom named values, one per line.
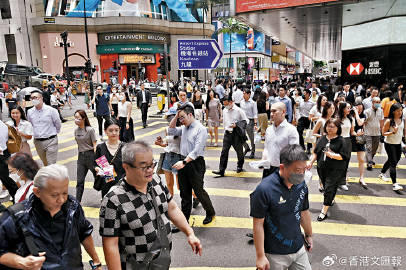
left=113, top=90, right=117, bottom=94
left=10, top=170, right=23, bottom=184
left=32, top=99, right=40, bottom=106
left=119, top=96, right=125, bottom=101
left=74, top=119, right=82, bottom=125
left=226, top=104, right=233, bottom=110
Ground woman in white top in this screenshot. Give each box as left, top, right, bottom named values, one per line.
left=380, top=103, right=405, bottom=191
left=309, top=94, right=327, bottom=123
left=8, top=152, right=39, bottom=203
left=7, top=106, right=33, bottom=156
left=117, top=92, right=134, bottom=142
left=109, top=87, right=120, bottom=117
left=337, top=102, right=356, bottom=190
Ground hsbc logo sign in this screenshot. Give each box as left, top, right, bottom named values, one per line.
left=347, top=63, right=364, bottom=76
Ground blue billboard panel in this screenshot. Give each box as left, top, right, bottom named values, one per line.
left=222, top=29, right=270, bottom=55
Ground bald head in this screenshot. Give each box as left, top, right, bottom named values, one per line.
left=271, top=102, right=287, bottom=126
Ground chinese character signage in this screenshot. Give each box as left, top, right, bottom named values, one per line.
left=236, top=0, right=338, bottom=13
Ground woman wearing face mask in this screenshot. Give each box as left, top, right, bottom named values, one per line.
left=307, top=118, right=350, bottom=221
left=109, top=87, right=119, bottom=118
left=74, top=110, right=97, bottom=202
left=192, top=89, right=204, bottom=123
left=6, top=106, right=33, bottom=156
left=117, top=92, right=134, bottom=142
left=94, top=118, right=125, bottom=197
left=8, top=152, right=39, bottom=203
left=351, top=103, right=367, bottom=188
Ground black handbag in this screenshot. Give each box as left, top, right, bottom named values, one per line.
left=93, top=143, right=122, bottom=191
left=128, top=184, right=171, bottom=270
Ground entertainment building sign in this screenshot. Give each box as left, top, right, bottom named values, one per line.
left=236, top=0, right=338, bottom=13
left=98, top=32, right=169, bottom=45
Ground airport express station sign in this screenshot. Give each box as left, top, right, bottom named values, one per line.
left=178, top=39, right=223, bottom=70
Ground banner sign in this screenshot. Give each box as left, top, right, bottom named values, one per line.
left=236, top=0, right=338, bottom=13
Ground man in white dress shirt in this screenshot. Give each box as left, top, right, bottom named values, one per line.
left=27, top=90, right=61, bottom=166
left=232, top=84, right=244, bottom=107
left=262, top=102, right=300, bottom=178
left=212, top=95, right=249, bottom=176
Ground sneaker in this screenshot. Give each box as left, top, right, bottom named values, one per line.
left=379, top=173, right=391, bottom=182
left=339, top=184, right=349, bottom=191
left=393, top=183, right=403, bottom=191
left=0, top=190, right=9, bottom=199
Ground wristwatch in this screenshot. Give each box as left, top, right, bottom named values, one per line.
left=182, top=160, right=187, bottom=165
left=89, top=260, right=102, bottom=269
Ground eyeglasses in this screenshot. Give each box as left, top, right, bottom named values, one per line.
left=127, top=161, right=157, bottom=171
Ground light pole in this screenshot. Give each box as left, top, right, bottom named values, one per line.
left=60, top=31, right=70, bottom=87
left=83, top=0, right=93, bottom=94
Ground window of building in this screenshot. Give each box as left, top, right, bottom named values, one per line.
left=5, top=34, right=17, bottom=64
left=0, top=0, right=12, bottom=19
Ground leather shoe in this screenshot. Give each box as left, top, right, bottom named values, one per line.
left=236, top=167, right=243, bottom=173
left=192, top=198, right=200, bottom=208
left=246, top=233, right=254, bottom=238
left=212, top=170, right=225, bottom=177
left=249, top=153, right=255, bottom=159
left=202, top=215, right=214, bottom=225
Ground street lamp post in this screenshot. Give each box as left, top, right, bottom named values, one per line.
left=83, top=0, right=93, bottom=94
left=60, top=31, right=70, bottom=87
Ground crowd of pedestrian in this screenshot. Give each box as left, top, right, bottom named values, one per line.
left=0, top=75, right=404, bottom=270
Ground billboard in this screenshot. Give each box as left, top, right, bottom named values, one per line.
left=47, top=0, right=205, bottom=22
left=222, top=29, right=271, bottom=55
left=236, top=0, right=338, bottom=13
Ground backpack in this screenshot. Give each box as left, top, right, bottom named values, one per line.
left=6, top=125, right=22, bottom=154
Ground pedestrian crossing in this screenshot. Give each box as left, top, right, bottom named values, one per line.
left=2, top=114, right=406, bottom=269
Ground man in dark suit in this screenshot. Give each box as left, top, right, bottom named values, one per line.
left=136, top=83, right=152, bottom=128
left=344, top=82, right=355, bottom=104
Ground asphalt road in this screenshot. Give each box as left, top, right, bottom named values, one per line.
left=1, top=96, right=405, bottom=270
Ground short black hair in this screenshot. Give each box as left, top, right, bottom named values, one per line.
left=30, top=89, right=43, bottom=95
left=280, top=144, right=308, bottom=166
left=223, top=95, right=233, bottom=102
left=178, top=103, right=195, bottom=117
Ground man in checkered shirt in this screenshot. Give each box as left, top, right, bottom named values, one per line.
left=100, top=141, right=202, bottom=269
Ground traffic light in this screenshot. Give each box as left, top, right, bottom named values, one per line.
left=167, top=56, right=171, bottom=71
left=112, top=60, right=117, bottom=69
left=159, top=54, right=166, bottom=75
left=256, top=60, right=260, bottom=70
left=84, top=59, right=92, bottom=75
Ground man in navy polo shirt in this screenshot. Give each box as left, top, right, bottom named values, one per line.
left=92, top=86, right=113, bottom=140
left=251, top=144, right=313, bottom=270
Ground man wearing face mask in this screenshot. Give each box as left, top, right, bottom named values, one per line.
left=213, top=95, right=249, bottom=176
left=27, top=90, right=61, bottom=166
left=364, top=97, right=384, bottom=171
left=251, top=144, right=313, bottom=270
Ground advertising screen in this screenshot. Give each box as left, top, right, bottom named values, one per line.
left=222, top=29, right=271, bottom=55
left=46, top=0, right=205, bottom=22
left=236, top=0, right=338, bottom=13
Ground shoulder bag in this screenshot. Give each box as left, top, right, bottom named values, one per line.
left=93, top=143, right=122, bottom=191
left=6, top=125, right=22, bottom=154
left=128, top=184, right=171, bottom=270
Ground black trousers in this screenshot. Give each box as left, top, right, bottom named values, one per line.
left=76, top=150, right=96, bottom=202
left=382, top=143, right=402, bottom=184
left=219, top=130, right=245, bottom=172
left=118, top=117, right=134, bottom=142
left=97, top=115, right=110, bottom=136
left=0, top=151, right=18, bottom=201
left=140, top=103, right=149, bottom=126
left=178, top=157, right=215, bottom=221
left=297, top=116, right=311, bottom=150
left=111, top=104, right=118, bottom=118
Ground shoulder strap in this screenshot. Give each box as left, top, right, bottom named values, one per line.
left=18, top=182, right=34, bottom=203
left=7, top=203, right=40, bottom=256
left=109, top=142, right=122, bottom=165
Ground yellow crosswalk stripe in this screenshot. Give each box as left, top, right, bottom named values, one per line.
left=79, top=207, right=406, bottom=239
left=68, top=182, right=406, bottom=207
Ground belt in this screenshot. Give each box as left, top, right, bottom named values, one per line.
left=35, top=135, right=57, bottom=141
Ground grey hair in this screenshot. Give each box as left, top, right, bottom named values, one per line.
left=33, top=164, right=69, bottom=188
left=122, top=141, right=152, bottom=165
left=280, top=144, right=308, bottom=166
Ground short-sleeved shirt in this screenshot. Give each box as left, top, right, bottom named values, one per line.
left=364, top=108, right=384, bottom=136
left=6, top=120, right=33, bottom=143
left=74, top=126, right=97, bottom=152
left=99, top=177, right=172, bottom=268
left=250, top=172, right=309, bottom=255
